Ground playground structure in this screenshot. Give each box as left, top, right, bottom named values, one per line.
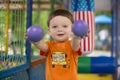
left=0, top=0, right=120, bottom=80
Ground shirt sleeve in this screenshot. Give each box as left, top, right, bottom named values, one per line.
left=77, top=48, right=82, bottom=56
left=40, top=50, right=45, bottom=56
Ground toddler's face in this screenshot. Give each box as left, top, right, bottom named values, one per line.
left=48, top=16, right=72, bottom=42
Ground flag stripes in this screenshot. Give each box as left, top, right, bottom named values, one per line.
left=72, top=11, right=95, bottom=53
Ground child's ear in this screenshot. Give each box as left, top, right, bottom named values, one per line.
left=48, top=28, right=51, bottom=36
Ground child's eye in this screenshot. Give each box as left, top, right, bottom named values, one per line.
left=52, top=26, right=57, bottom=28
left=63, top=25, right=68, bottom=28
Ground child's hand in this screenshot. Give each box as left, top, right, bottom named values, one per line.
left=25, top=34, right=32, bottom=43
left=25, top=33, right=41, bottom=45
left=80, top=30, right=90, bottom=39
left=72, top=30, right=90, bottom=40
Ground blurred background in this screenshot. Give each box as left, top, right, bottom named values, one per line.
left=0, top=0, right=120, bottom=80
left=88, top=0, right=112, bottom=56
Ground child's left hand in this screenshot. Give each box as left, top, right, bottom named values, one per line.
left=72, top=30, right=90, bottom=40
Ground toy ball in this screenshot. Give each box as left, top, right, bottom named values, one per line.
left=27, top=26, right=44, bottom=42
left=72, top=20, right=89, bottom=37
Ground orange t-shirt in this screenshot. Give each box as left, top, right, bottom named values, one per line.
left=40, top=40, right=82, bottom=80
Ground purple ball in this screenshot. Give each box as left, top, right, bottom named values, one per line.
left=27, top=26, right=44, bottom=42
left=72, top=20, right=89, bottom=37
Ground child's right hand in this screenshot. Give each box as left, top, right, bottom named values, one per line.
left=25, top=34, right=32, bottom=43
left=25, top=33, right=42, bottom=45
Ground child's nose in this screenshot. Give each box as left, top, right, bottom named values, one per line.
left=58, top=27, right=62, bottom=31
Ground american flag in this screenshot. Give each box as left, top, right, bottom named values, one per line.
left=71, top=0, right=95, bottom=54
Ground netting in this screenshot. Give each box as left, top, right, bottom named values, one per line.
left=0, top=0, right=28, bottom=79
left=0, top=0, right=26, bottom=55
left=0, top=54, right=26, bottom=70
left=0, top=0, right=49, bottom=80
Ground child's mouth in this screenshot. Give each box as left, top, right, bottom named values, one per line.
left=57, top=34, right=64, bottom=36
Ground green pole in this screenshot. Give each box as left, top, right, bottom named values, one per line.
left=51, top=0, right=55, bottom=12
left=49, top=0, right=55, bottom=40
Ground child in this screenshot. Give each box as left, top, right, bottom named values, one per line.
left=30, top=9, right=88, bottom=80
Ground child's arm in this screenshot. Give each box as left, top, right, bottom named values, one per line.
left=71, top=35, right=81, bottom=51
left=33, top=41, right=48, bottom=53
left=71, top=32, right=89, bottom=52
left=26, top=34, right=48, bottom=53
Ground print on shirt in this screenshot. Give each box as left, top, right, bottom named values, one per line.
left=51, top=52, right=67, bottom=68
